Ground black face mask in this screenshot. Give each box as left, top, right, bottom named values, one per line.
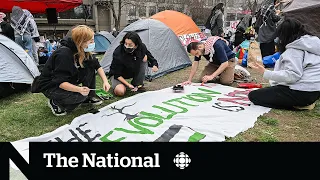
left=124, top=45, right=135, bottom=54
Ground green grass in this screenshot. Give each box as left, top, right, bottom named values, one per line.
left=1, top=57, right=320, bottom=142
left=260, top=117, right=279, bottom=126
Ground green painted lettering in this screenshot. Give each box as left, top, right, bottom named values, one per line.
left=100, top=131, right=126, bottom=142
left=114, top=120, right=154, bottom=135
left=184, top=94, right=213, bottom=102
left=182, top=89, right=221, bottom=103
left=139, top=111, right=166, bottom=120
left=198, top=88, right=221, bottom=95
left=167, top=98, right=198, bottom=107
left=188, top=132, right=206, bottom=142
left=163, top=102, right=188, bottom=113
left=152, top=105, right=178, bottom=119
left=134, top=116, right=163, bottom=127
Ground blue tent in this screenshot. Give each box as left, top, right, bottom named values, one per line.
left=94, top=31, right=115, bottom=53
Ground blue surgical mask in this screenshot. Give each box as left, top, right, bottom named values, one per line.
left=84, top=43, right=95, bottom=52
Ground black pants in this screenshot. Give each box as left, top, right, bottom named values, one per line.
left=248, top=85, right=320, bottom=110
left=43, top=67, right=96, bottom=112
left=0, top=83, right=30, bottom=99
left=260, top=41, right=275, bottom=58
left=39, top=56, right=48, bottom=65
left=234, top=31, right=245, bottom=47
left=111, top=62, right=146, bottom=90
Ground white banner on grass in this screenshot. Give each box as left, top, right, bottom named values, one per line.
left=10, top=83, right=270, bottom=169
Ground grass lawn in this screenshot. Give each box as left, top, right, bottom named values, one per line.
left=1, top=56, right=319, bottom=142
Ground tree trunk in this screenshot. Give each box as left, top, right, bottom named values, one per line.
left=109, top=0, right=119, bottom=31
left=117, top=0, right=122, bottom=31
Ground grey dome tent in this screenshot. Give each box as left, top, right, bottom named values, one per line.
left=100, top=19, right=192, bottom=80
left=94, top=31, right=115, bottom=53
left=282, top=0, right=320, bottom=38
left=0, top=34, right=40, bottom=98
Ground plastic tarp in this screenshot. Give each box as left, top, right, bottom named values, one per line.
left=0, top=34, right=40, bottom=84
left=282, top=0, right=320, bottom=37
left=0, top=0, right=82, bottom=14
left=100, top=19, right=192, bottom=80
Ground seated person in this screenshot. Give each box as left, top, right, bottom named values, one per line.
left=0, top=12, right=15, bottom=41
left=181, top=36, right=236, bottom=86
left=108, top=31, right=159, bottom=97
left=32, top=25, right=111, bottom=116
left=38, top=47, right=49, bottom=65
left=249, top=18, right=320, bottom=110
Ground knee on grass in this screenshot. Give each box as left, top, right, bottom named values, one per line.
left=114, top=85, right=126, bottom=97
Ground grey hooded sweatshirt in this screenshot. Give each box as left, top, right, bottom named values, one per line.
left=263, top=35, right=320, bottom=92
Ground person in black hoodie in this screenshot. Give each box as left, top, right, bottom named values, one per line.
left=109, top=32, right=159, bottom=97
left=32, top=25, right=111, bottom=116
left=0, top=12, right=15, bottom=41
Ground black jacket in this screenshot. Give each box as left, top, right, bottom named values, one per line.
left=109, top=43, right=158, bottom=79
left=0, top=21, right=15, bottom=41
left=32, top=37, right=101, bottom=92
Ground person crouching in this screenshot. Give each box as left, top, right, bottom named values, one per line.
left=32, top=25, right=111, bottom=116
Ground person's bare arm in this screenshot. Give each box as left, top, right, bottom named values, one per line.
left=117, top=76, right=134, bottom=89
left=210, top=61, right=229, bottom=78
left=182, top=61, right=199, bottom=85
left=59, top=82, right=90, bottom=96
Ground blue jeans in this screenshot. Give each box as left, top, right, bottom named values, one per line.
left=15, top=34, right=34, bottom=60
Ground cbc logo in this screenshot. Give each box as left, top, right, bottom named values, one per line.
left=173, top=152, right=191, bottom=169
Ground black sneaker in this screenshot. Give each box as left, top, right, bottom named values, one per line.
left=83, top=97, right=103, bottom=106
left=137, top=86, right=147, bottom=92
left=48, top=100, right=67, bottom=116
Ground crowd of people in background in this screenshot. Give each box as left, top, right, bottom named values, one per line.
left=1, top=0, right=319, bottom=116
left=0, top=6, right=60, bottom=66
left=189, top=0, right=320, bottom=111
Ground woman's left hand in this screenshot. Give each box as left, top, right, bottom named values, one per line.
left=143, top=55, right=148, bottom=62
left=103, top=81, right=111, bottom=92
left=152, top=66, right=158, bottom=72
left=251, top=62, right=266, bottom=74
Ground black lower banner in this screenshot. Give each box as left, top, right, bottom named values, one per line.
left=0, top=142, right=319, bottom=179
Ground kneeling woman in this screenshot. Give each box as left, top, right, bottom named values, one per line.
left=32, top=25, right=111, bottom=116
left=109, top=32, right=159, bottom=96
left=249, top=18, right=320, bottom=110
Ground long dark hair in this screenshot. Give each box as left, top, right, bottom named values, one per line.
left=214, top=3, right=224, bottom=14
left=120, top=31, right=143, bottom=49
left=120, top=31, right=144, bottom=57
left=205, top=3, right=224, bottom=29
left=276, top=18, right=310, bottom=53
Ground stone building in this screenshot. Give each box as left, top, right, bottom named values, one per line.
left=33, top=0, right=256, bottom=38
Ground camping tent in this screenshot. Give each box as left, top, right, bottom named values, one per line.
left=0, top=34, right=40, bottom=98
left=0, top=0, right=82, bottom=14
left=100, top=19, right=192, bottom=80
left=94, top=31, right=115, bottom=53
left=150, top=10, right=207, bottom=47
left=282, top=0, right=320, bottom=37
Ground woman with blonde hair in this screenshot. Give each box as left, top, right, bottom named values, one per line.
left=32, top=25, right=110, bottom=116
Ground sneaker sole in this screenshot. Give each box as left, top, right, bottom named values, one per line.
left=91, top=101, right=103, bottom=106
left=82, top=101, right=103, bottom=106
left=48, top=100, right=67, bottom=116
left=293, top=103, right=316, bottom=110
